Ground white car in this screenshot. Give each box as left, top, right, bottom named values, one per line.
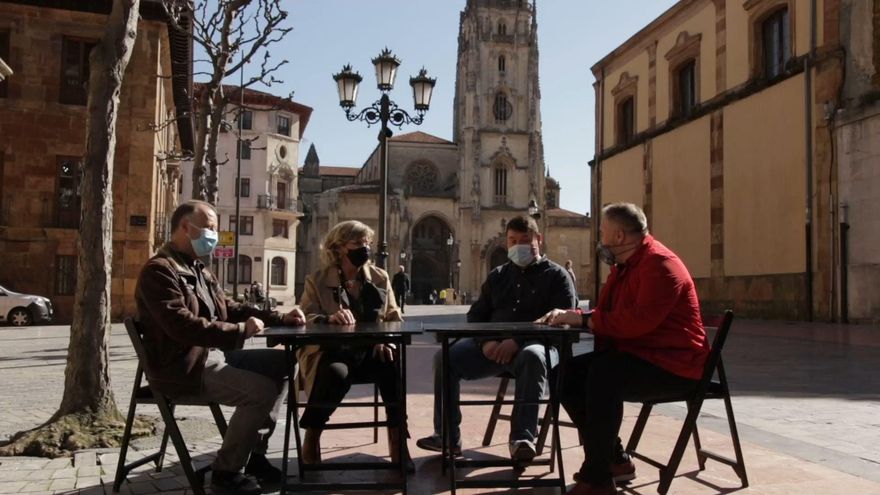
left=0, top=284, right=54, bottom=326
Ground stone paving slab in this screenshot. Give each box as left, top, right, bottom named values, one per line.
left=1, top=306, right=879, bottom=494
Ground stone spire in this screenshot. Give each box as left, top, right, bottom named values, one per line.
left=303, top=143, right=320, bottom=177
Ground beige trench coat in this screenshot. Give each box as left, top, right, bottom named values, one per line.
left=296, top=263, right=402, bottom=394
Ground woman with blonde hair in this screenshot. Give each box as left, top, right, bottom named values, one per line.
left=296, top=220, right=412, bottom=471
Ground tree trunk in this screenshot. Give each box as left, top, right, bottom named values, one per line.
left=205, top=93, right=228, bottom=204
left=190, top=88, right=211, bottom=201
left=57, top=0, right=140, bottom=417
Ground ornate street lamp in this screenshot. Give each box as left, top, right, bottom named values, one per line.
left=528, top=199, right=541, bottom=219
left=333, top=48, right=436, bottom=269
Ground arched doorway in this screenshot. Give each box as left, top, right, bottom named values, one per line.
left=489, top=246, right=508, bottom=271
left=410, top=215, right=452, bottom=304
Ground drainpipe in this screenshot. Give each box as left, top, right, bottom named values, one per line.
left=839, top=203, right=849, bottom=323
left=593, top=65, right=606, bottom=306
left=803, top=0, right=817, bottom=320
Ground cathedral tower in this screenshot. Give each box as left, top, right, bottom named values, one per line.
left=454, top=0, right=546, bottom=286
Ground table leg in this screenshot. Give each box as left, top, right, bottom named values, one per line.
left=281, top=346, right=295, bottom=495
left=289, top=347, right=305, bottom=485
left=400, top=336, right=408, bottom=494
left=442, top=336, right=457, bottom=494
left=552, top=336, right=569, bottom=493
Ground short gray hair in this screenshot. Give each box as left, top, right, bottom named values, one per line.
left=602, top=202, right=649, bottom=235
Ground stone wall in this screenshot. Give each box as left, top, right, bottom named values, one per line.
left=0, top=4, right=176, bottom=323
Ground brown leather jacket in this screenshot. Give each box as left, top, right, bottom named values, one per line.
left=135, top=243, right=284, bottom=397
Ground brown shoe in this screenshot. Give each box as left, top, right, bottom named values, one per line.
left=566, top=480, right=617, bottom=495
left=388, top=427, right=416, bottom=473
left=301, top=428, right=322, bottom=465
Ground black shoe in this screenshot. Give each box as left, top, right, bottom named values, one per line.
left=211, top=470, right=261, bottom=495
left=416, top=433, right=462, bottom=456
left=244, top=453, right=283, bottom=485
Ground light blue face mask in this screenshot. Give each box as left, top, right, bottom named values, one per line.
left=190, top=227, right=219, bottom=257
left=508, top=244, right=535, bottom=267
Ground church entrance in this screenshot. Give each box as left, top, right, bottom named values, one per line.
left=411, top=216, right=452, bottom=304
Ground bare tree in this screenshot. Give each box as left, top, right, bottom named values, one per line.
left=0, top=0, right=152, bottom=457
left=164, top=0, right=291, bottom=204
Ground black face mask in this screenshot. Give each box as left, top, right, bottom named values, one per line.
left=346, top=246, right=371, bottom=267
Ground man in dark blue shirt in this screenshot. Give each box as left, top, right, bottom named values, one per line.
left=416, top=215, right=577, bottom=462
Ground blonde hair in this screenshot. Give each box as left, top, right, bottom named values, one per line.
left=320, top=220, right=375, bottom=267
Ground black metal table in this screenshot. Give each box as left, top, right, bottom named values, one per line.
left=425, top=322, right=582, bottom=494
left=259, top=321, right=423, bottom=494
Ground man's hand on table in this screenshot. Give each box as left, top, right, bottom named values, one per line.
left=244, top=316, right=265, bottom=338
left=537, top=309, right=582, bottom=327
left=282, top=308, right=306, bottom=326
left=482, top=338, right=520, bottom=365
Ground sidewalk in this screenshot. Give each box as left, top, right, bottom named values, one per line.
left=1, top=307, right=878, bottom=494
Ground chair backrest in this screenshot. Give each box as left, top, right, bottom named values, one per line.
left=697, top=310, right=734, bottom=387
left=123, top=317, right=150, bottom=370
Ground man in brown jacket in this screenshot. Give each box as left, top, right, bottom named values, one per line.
left=136, top=200, right=304, bottom=495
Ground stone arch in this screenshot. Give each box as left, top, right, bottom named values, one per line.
left=410, top=214, right=454, bottom=303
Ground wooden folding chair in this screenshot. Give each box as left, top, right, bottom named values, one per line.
left=113, top=318, right=228, bottom=495
left=624, top=310, right=748, bottom=494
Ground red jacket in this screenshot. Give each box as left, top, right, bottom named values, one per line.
left=591, top=235, right=709, bottom=380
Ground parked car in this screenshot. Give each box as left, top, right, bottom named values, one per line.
left=0, top=284, right=54, bottom=326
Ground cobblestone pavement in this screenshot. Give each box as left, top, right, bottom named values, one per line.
left=0, top=305, right=878, bottom=494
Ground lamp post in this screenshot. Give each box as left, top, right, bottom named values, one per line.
left=333, top=48, right=436, bottom=270
left=446, top=233, right=454, bottom=289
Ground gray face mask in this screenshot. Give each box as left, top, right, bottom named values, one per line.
left=596, top=242, right=617, bottom=266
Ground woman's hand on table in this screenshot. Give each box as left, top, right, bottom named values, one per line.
left=328, top=309, right=356, bottom=325
left=244, top=317, right=265, bottom=338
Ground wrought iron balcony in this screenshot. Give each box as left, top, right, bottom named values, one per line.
left=257, top=194, right=298, bottom=212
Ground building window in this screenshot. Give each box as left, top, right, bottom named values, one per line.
left=235, top=177, right=250, bottom=197
left=276, top=181, right=288, bottom=208
left=178, top=175, right=183, bottom=196
left=228, top=255, right=252, bottom=284
left=55, top=255, right=76, bottom=295
left=617, top=97, right=635, bottom=145
left=498, top=55, right=506, bottom=72
left=762, top=8, right=791, bottom=79
left=277, top=115, right=291, bottom=136
left=493, top=166, right=507, bottom=205
left=270, top=257, right=286, bottom=286
left=230, top=215, right=253, bottom=236
left=273, top=219, right=288, bottom=238
left=236, top=140, right=251, bottom=160
left=674, top=60, right=697, bottom=117
left=241, top=110, right=253, bottom=130
left=60, top=37, right=96, bottom=106
left=57, top=156, right=81, bottom=228
left=498, top=22, right=507, bottom=35
left=0, top=31, right=9, bottom=98
left=493, top=92, right=512, bottom=123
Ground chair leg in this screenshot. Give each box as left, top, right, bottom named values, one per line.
left=535, top=405, right=552, bottom=455
left=113, top=379, right=141, bottom=492
left=657, top=399, right=705, bottom=495
left=719, top=361, right=749, bottom=487
left=685, top=401, right=706, bottom=471
left=625, top=403, right=653, bottom=453
left=373, top=383, right=379, bottom=444
left=155, top=398, right=206, bottom=495
left=210, top=403, right=228, bottom=437
left=154, top=404, right=174, bottom=472
left=482, top=377, right=510, bottom=447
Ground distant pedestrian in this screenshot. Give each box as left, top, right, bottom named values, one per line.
left=564, top=259, right=577, bottom=292
left=391, top=265, right=411, bottom=313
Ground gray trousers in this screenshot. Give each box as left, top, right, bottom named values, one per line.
left=432, top=338, right=558, bottom=444
left=200, top=348, right=289, bottom=473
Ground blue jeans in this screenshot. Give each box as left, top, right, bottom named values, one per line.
left=432, top=338, right=558, bottom=444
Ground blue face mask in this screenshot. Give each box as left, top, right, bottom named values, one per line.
left=508, top=244, right=535, bottom=267
left=190, top=227, right=219, bottom=257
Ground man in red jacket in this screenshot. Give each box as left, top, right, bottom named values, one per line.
left=541, top=202, right=709, bottom=495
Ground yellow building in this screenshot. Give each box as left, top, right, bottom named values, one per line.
left=591, top=0, right=845, bottom=320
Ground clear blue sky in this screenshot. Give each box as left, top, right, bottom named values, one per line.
left=237, top=0, right=679, bottom=215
